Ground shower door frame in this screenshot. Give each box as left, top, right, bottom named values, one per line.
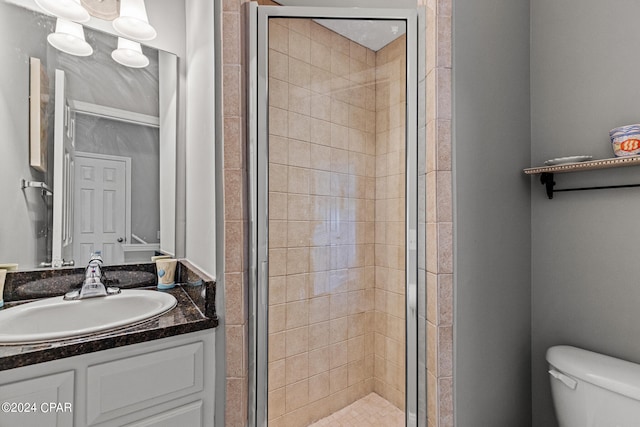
left=248, top=5, right=419, bottom=426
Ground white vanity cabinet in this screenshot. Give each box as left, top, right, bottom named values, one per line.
left=0, top=370, right=74, bottom=427
left=0, top=329, right=215, bottom=427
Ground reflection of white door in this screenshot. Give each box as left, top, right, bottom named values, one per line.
left=73, top=152, right=131, bottom=267
left=52, top=70, right=75, bottom=267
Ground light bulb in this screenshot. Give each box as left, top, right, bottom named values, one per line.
left=112, top=0, right=157, bottom=41
left=111, top=37, right=149, bottom=68
left=47, top=19, right=93, bottom=57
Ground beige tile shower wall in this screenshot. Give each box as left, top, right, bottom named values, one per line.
left=423, top=0, right=454, bottom=426
left=266, top=19, right=378, bottom=427
left=374, top=36, right=407, bottom=411
left=222, top=1, right=250, bottom=426
left=221, top=2, right=451, bottom=426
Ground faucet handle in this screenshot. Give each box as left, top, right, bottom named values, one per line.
left=64, top=252, right=117, bottom=300
left=89, top=252, right=103, bottom=265
left=85, top=260, right=102, bottom=279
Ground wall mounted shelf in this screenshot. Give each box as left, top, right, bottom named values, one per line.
left=21, top=179, right=53, bottom=196
left=524, top=156, right=640, bottom=199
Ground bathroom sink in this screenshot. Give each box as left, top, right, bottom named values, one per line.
left=0, top=290, right=177, bottom=344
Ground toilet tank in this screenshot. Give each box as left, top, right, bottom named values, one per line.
left=547, top=345, right=640, bottom=427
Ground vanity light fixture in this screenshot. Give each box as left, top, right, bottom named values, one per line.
left=112, top=0, right=157, bottom=41
left=35, top=0, right=90, bottom=23
left=47, top=19, right=93, bottom=57
left=111, top=37, right=149, bottom=68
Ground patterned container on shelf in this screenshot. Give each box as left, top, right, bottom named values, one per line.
left=610, top=124, right=640, bottom=157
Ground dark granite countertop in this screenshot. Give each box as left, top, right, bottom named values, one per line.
left=0, top=260, right=218, bottom=371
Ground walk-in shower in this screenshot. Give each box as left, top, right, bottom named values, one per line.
left=249, top=6, right=418, bottom=427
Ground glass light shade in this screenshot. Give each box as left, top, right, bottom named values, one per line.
left=112, top=0, right=157, bottom=41
left=35, top=0, right=90, bottom=23
left=111, top=38, right=149, bottom=68
left=47, top=19, right=93, bottom=57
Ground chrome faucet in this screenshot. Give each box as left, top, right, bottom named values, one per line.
left=84, top=253, right=105, bottom=284
left=64, top=253, right=120, bottom=300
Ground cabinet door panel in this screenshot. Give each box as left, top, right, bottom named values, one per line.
left=86, top=342, right=203, bottom=425
left=0, top=371, right=74, bottom=427
left=123, top=401, right=202, bottom=427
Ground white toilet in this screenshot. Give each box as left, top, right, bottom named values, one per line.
left=547, top=345, right=640, bottom=426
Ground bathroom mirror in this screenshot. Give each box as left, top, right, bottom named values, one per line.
left=0, top=0, right=178, bottom=270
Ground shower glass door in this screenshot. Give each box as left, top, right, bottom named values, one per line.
left=249, top=6, right=417, bottom=427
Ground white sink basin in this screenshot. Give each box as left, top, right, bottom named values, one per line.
left=0, top=290, right=177, bottom=344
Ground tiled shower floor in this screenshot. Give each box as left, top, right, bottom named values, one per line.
left=308, top=393, right=404, bottom=427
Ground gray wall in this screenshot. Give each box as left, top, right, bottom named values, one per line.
left=531, top=1, right=640, bottom=426
left=453, top=0, right=532, bottom=425
left=56, top=30, right=160, bottom=117
left=0, top=2, right=52, bottom=268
